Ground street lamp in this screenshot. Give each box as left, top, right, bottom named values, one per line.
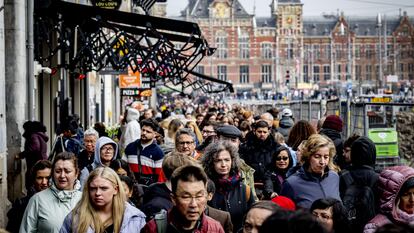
left=377, top=13, right=383, bottom=93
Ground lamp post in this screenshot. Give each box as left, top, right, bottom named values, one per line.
left=377, top=13, right=383, bottom=93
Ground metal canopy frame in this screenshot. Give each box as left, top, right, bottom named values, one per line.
left=34, top=0, right=233, bottom=94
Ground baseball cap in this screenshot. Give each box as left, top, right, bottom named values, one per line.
left=282, top=108, right=293, bottom=117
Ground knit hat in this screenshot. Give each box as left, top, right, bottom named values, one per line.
left=399, top=177, right=414, bottom=197
left=322, top=115, right=343, bottom=132
left=271, top=195, right=296, bottom=211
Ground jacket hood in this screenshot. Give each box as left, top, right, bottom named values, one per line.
left=350, top=136, right=376, bottom=167
left=33, top=132, right=49, bottom=142
left=279, top=117, right=294, bottom=128
left=319, top=128, right=341, bottom=140
left=126, top=108, right=140, bottom=122
left=120, top=203, right=146, bottom=230
left=378, top=166, right=414, bottom=223
left=94, top=136, right=118, bottom=166
left=146, top=183, right=171, bottom=200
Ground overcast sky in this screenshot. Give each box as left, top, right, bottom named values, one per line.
left=167, top=0, right=414, bottom=17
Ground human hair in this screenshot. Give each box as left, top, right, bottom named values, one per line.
left=175, top=128, right=196, bottom=144
left=119, top=175, right=134, bottom=192
left=301, top=134, right=337, bottom=171
left=206, top=179, right=216, bottom=194
left=274, top=132, right=285, bottom=144
left=287, top=120, right=317, bottom=150
left=310, top=198, right=351, bottom=233
left=110, top=159, right=135, bottom=180
left=250, top=200, right=279, bottom=213
left=73, top=167, right=126, bottom=233
left=344, top=134, right=360, bottom=148
left=199, top=113, right=217, bottom=131
left=375, top=223, right=414, bottom=233
left=52, top=152, right=79, bottom=179
left=171, top=165, right=208, bottom=195
left=83, top=128, right=99, bottom=139
left=201, top=141, right=240, bottom=179
left=31, top=159, right=52, bottom=181
left=141, top=118, right=160, bottom=132
left=260, top=209, right=325, bottom=233
left=167, top=119, right=184, bottom=139
left=162, top=152, right=198, bottom=180
left=238, top=120, right=251, bottom=132
left=253, top=120, right=269, bottom=130
left=270, top=146, right=293, bottom=172
left=185, top=121, right=203, bottom=144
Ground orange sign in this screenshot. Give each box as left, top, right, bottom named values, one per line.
left=119, top=72, right=141, bottom=88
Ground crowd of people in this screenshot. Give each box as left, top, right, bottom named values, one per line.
left=5, top=97, right=414, bottom=233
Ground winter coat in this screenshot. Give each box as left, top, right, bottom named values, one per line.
left=7, top=187, right=37, bottom=233
left=280, top=164, right=340, bottom=209
left=205, top=206, right=233, bottom=233
left=320, top=128, right=344, bottom=169
left=19, top=181, right=82, bottom=233
left=263, top=147, right=294, bottom=198
left=239, top=133, right=280, bottom=183
left=20, top=132, right=49, bottom=168
left=239, top=159, right=258, bottom=201
left=79, top=137, right=118, bottom=187
left=141, top=182, right=173, bottom=219
left=59, top=202, right=146, bottom=233
left=340, top=136, right=379, bottom=202
left=120, top=108, right=141, bottom=154
left=277, top=117, right=294, bottom=141
left=142, top=209, right=224, bottom=233
left=364, top=166, right=414, bottom=233
left=125, top=139, right=165, bottom=186
left=209, top=176, right=255, bottom=232
left=77, top=149, right=94, bottom=172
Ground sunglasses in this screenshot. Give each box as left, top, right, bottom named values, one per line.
left=276, top=156, right=289, bottom=161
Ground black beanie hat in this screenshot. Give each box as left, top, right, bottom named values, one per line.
left=399, top=177, right=414, bottom=196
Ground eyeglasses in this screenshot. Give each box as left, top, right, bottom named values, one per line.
left=101, top=146, right=114, bottom=152
left=175, top=192, right=206, bottom=203
left=178, top=141, right=194, bottom=146
left=202, top=130, right=216, bottom=135
left=276, top=156, right=289, bottom=161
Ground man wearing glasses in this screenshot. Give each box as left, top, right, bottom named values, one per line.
left=79, top=136, right=118, bottom=186
left=175, top=128, right=200, bottom=159
left=142, top=165, right=224, bottom=233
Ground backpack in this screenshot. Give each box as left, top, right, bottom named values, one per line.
left=154, top=209, right=168, bottom=233
left=342, top=171, right=377, bottom=232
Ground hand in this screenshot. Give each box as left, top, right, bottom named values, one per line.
left=270, top=192, right=278, bottom=199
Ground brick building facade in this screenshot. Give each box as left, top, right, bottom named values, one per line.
left=169, top=0, right=414, bottom=95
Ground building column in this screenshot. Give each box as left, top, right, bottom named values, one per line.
left=5, top=0, right=27, bottom=201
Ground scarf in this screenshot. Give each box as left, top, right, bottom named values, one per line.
left=216, top=174, right=241, bottom=194
left=50, top=179, right=81, bottom=202
left=396, top=206, right=414, bottom=223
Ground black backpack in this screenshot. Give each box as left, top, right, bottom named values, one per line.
left=342, top=171, right=377, bottom=232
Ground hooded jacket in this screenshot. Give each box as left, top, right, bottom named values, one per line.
left=60, top=203, right=146, bottom=233
left=20, top=181, right=82, bottom=233
left=141, top=182, right=173, bottom=219
left=20, top=132, right=49, bottom=166
left=340, top=136, right=379, bottom=198
left=280, top=164, right=340, bottom=209
left=239, top=132, right=280, bottom=183
left=79, top=137, right=118, bottom=186
left=364, top=166, right=414, bottom=233
left=277, top=117, right=294, bottom=140
left=120, top=107, right=141, bottom=154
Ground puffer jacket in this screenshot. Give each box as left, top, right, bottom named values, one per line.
left=60, top=203, right=146, bottom=233
left=320, top=128, right=344, bottom=169
left=79, top=137, right=118, bottom=186
left=364, top=166, right=414, bottom=233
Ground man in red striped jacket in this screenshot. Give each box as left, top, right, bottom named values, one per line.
left=125, top=118, right=166, bottom=185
